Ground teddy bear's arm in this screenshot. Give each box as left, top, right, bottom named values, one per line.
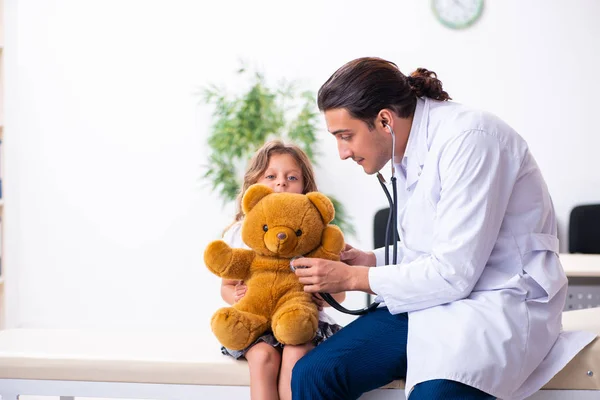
left=306, top=225, right=345, bottom=261
left=204, top=240, right=255, bottom=280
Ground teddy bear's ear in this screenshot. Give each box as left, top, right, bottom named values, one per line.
left=242, top=184, right=274, bottom=214
left=306, top=192, right=335, bottom=224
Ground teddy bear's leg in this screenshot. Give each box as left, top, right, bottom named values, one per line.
left=211, top=307, right=269, bottom=351
left=271, top=299, right=319, bottom=346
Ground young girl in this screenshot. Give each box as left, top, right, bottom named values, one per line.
left=220, top=139, right=346, bottom=400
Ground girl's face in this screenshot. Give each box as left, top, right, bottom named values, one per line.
left=257, top=153, right=305, bottom=194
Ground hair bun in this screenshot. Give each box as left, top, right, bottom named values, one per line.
left=408, top=68, right=452, bottom=101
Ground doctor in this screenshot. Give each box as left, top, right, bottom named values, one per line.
left=290, top=57, right=595, bottom=400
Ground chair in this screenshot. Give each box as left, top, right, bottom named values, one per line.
left=373, top=207, right=392, bottom=249
left=569, top=204, right=600, bottom=254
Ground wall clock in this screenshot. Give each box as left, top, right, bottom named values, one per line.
left=431, top=0, right=484, bottom=30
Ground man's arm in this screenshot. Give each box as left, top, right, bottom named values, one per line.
left=369, top=131, right=520, bottom=314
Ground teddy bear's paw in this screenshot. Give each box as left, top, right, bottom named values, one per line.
left=204, top=240, right=233, bottom=276
left=321, top=225, right=345, bottom=256
left=211, top=307, right=269, bottom=351
left=271, top=304, right=318, bottom=346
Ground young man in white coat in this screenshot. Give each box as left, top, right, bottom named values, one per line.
left=290, top=57, right=595, bottom=400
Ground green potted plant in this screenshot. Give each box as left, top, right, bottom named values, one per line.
left=201, top=66, right=355, bottom=236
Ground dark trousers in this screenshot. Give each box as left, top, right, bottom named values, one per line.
left=291, top=307, right=495, bottom=399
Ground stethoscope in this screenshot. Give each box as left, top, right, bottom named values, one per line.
left=311, top=123, right=399, bottom=315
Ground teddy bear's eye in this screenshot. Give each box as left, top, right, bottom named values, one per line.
left=263, top=225, right=268, bottom=232
left=295, top=229, right=302, bottom=237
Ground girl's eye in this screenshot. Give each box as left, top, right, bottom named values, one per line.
left=265, top=175, right=275, bottom=179
left=288, top=176, right=298, bottom=181
left=263, top=225, right=268, bottom=232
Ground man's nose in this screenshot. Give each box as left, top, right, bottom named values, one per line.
left=338, top=145, right=352, bottom=160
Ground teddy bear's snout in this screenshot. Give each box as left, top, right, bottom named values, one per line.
left=264, top=227, right=298, bottom=256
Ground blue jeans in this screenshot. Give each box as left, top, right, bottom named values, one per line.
left=291, top=307, right=495, bottom=399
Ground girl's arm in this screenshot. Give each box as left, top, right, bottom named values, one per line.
left=312, top=291, right=346, bottom=309
left=217, top=222, right=249, bottom=305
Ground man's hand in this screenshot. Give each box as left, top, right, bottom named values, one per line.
left=292, top=257, right=374, bottom=294
left=340, top=243, right=377, bottom=266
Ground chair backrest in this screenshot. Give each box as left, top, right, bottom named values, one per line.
left=373, top=207, right=391, bottom=249
left=569, top=204, right=600, bottom=254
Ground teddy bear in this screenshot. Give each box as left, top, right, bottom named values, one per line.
left=204, top=183, right=345, bottom=351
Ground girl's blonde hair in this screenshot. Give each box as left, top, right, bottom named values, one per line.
left=232, top=139, right=318, bottom=224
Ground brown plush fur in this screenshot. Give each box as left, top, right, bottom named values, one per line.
left=204, top=184, right=345, bottom=351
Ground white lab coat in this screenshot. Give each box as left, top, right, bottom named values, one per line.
left=369, top=97, right=596, bottom=399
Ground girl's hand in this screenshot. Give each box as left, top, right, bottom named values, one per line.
left=312, top=293, right=326, bottom=310
left=340, top=243, right=376, bottom=266
left=233, top=283, right=247, bottom=303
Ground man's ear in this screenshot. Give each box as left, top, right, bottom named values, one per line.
left=377, top=109, right=395, bottom=131
left=306, top=192, right=335, bottom=224
left=242, top=184, right=273, bottom=214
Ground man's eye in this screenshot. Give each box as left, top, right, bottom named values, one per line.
left=340, top=135, right=351, bottom=141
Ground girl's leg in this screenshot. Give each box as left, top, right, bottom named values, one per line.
left=278, top=342, right=315, bottom=400
left=245, top=342, right=282, bottom=400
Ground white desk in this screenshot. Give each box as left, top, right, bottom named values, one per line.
left=559, top=253, right=600, bottom=310
left=560, top=253, right=600, bottom=277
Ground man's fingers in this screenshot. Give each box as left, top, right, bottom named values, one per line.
left=293, top=260, right=323, bottom=277
left=340, top=244, right=359, bottom=261
left=294, top=267, right=314, bottom=277
left=291, top=257, right=315, bottom=269
left=298, top=276, right=319, bottom=285
left=303, top=284, right=321, bottom=293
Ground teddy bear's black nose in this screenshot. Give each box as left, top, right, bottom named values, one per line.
left=277, top=232, right=287, bottom=240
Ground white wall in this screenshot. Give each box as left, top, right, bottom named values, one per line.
left=4, top=0, right=600, bottom=329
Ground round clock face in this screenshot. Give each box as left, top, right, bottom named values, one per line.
left=431, top=0, right=484, bottom=30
